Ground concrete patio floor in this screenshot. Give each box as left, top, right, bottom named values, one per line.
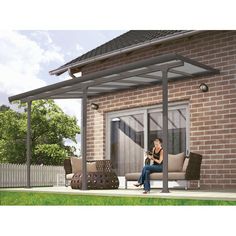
left=2, top=186, right=236, bottom=201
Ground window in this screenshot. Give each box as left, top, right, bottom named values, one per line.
left=148, top=108, right=187, bottom=154
left=106, top=102, right=189, bottom=176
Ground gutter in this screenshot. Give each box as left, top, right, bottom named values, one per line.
left=49, top=30, right=204, bottom=76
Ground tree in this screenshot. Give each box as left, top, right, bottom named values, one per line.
left=0, top=105, right=10, bottom=112
left=0, top=100, right=80, bottom=165
left=0, top=105, right=26, bottom=163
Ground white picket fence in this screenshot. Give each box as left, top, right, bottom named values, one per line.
left=0, top=163, right=65, bottom=188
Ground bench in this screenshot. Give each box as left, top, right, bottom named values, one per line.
left=125, top=152, right=202, bottom=190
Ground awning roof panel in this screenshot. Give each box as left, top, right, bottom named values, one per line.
left=8, top=53, right=220, bottom=103
left=124, top=77, right=157, bottom=83
left=176, top=62, right=208, bottom=74
left=167, top=72, right=183, bottom=78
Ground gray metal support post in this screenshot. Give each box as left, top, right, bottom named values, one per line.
left=159, top=61, right=183, bottom=193
left=81, top=88, right=88, bottom=190
left=26, top=101, right=32, bottom=188
left=143, top=110, right=148, bottom=165
left=161, top=69, right=169, bottom=193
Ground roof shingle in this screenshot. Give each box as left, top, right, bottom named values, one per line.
left=50, top=30, right=191, bottom=75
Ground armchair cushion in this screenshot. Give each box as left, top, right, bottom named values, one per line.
left=70, top=156, right=82, bottom=173
left=182, top=157, right=189, bottom=172
left=87, top=162, right=97, bottom=172
left=66, top=173, right=74, bottom=180
left=168, top=152, right=185, bottom=172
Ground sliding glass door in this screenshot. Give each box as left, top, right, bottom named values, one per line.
left=107, top=103, right=189, bottom=176
left=148, top=108, right=187, bottom=154
left=110, top=113, right=144, bottom=176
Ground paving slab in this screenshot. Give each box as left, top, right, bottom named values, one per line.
left=1, top=186, right=236, bottom=201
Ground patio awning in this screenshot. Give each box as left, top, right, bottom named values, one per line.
left=8, top=53, right=219, bottom=192
left=8, top=53, right=219, bottom=103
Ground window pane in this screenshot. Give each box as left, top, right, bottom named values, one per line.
left=148, top=108, right=186, bottom=154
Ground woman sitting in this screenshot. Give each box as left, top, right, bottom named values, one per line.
left=134, top=138, right=163, bottom=194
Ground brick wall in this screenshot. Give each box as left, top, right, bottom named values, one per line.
left=82, top=31, right=236, bottom=189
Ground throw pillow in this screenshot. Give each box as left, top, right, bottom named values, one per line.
left=168, top=152, right=185, bottom=172
left=87, top=162, right=97, bottom=172
left=70, top=156, right=82, bottom=173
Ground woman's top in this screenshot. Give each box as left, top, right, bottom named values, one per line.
left=152, top=147, right=163, bottom=165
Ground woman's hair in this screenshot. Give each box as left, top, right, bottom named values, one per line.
left=154, top=138, right=162, bottom=144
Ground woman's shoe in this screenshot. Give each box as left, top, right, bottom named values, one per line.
left=143, top=190, right=150, bottom=194
left=134, top=183, right=142, bottom=187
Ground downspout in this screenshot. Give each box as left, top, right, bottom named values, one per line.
left=68, top=68, right=77, bottom=79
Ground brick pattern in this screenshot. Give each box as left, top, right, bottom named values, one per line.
left=82, top=31, right=236, bottom=189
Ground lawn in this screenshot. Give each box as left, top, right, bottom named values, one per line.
left=0, top=191, right=236, bottom=205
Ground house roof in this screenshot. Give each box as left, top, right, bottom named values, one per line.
left=50, top=30, right=200, bottom=76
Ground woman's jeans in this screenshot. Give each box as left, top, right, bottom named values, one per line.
left=138, top=164, right=163, bottom=191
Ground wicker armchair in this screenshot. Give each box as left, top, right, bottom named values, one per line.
left=63, top=158, right=119, bottom=189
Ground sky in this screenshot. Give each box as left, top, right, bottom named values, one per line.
left=0, top=30, right=126, bottom=153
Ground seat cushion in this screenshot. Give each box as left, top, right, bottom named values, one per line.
left=150, top=172, right=162, bottom=179
left=66, top=173, right=74, bottom=180
left=168, top=152, right=185, bottom=172
left=165, top=172, right=186, bottom=180
left=125, top=171, right=186, bottom=180
left=150, top=172, right=186, bottom=180
left=125, top=172, right=140, bottom=181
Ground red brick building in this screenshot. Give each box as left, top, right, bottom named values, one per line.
left=11, top=31, right=236, bottom=189
left=63, top=30, right=235, bottom=189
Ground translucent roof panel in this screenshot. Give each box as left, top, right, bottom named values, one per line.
left=147, top=71, right=162, bottom=77
left=175, top=62, right=207, bottom=74
left=168, top=72, right=183, bottom=78
left=103, top=81, right=135, bottom=86
left=122, top=77, right=157, bottom=83
left=8, top=53, right=220, bottom=102
left=88, top=86, right=117, bottom=91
